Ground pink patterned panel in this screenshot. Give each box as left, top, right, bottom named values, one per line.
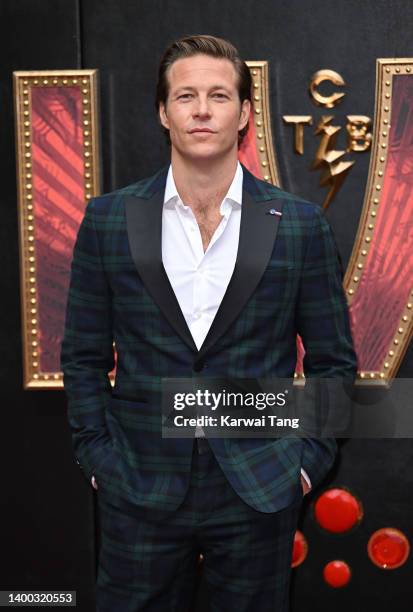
left=350, top=75, right=413, bottom=370
left=31, top=87, right=85, bottom=372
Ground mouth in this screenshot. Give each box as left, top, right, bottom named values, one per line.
left=188, top=128, right=216, bottom=134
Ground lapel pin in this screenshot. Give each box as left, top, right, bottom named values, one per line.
left=267, top=208, right=282, bottom=216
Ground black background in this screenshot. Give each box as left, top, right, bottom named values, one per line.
left=1, top=1, right=413, bottom=610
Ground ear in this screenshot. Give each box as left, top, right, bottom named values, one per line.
left=238, top=99, right=251, bottom=132
left=159, top=102, right=169, bottom=130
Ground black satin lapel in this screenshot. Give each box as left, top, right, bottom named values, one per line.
left=125, top=194, right=197, bottom=353
left=197, top=191, right=283, bottom=361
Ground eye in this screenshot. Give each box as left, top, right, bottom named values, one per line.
left=212, top=92, right=229, bottom=100
left=177, top=93, right=193, bottom=100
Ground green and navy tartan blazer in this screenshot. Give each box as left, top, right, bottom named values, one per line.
left=61, top=165, right=357, bottom=513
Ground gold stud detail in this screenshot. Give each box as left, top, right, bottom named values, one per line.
left=264, top=175, right=270, bottom=180
left=396, top=67, right=400, bottom=73
left=361, top=249, right=367, bottom=256
left=255, top=108, right=261, bottom=114
left=365, top=237, right=371, bottom=243
left=384, top=362, right=389, bottom=368
left=407, top=303, right=412, bottom=309
left=394, top=339, right=399, bottom=345
left=385, top=67, right=391, bottom=73
left=256, top=120, right=262, bottom=127
left=261, top=161, right=268, bottom=167
left=257, top=133, right=263, bottom=139
left=373, top=198, right=379, bottom=204
left=353, top=276, right=359, bottom=282
left=357, top=263, right=363, bottom=269
left=371, top=211, right=376, bottom=217
left=407, top=67, right=411, bottom=73
left=376, top=185, right=381, bottom=190
left=402, top=316, right=408, bottom=322
left=368, top=224, right=374, bottom=230
left=398, top=327, right=404, bottom=334
left=348, top=289, right=354, bottom=295
left=389, top=350, right=394, bottom=356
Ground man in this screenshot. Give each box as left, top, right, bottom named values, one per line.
left=62, top=35, right=357, bottom=612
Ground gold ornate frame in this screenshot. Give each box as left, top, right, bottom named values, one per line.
left=344, top=59, right=413, bottom=383
left=245, top=61, right=281, bottom=186
left=14, top=70, right=100, bottom=389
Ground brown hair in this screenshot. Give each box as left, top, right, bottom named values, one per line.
left=156, top=34, right=251, bottom=144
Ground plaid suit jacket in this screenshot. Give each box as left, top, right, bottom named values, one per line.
left=61, top=164, right=357, bottom=513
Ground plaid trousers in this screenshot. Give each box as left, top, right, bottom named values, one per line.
left=96, top=438, right=302, bottom=612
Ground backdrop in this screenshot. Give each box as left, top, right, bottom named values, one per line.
left=1, top=1, right=413, bottom=610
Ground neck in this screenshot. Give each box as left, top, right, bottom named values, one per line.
left=171, top=152, right=239, bottom=211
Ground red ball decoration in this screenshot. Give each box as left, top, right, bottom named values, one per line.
left=323, top=560, right=351, bottom=588
left=291, top=530, right=308, bottom=567
left=368, top=528, right=410, bottom=569
left=314, top=488, right=363, bottom=533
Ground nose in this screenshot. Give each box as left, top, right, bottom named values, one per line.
left=193, top=95, right=211, bottom=119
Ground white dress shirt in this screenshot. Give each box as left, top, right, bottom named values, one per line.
left=161, top=162, right=311, bottom=490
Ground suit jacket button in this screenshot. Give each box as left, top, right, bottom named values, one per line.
left=193, top=361, right=205, bottom=372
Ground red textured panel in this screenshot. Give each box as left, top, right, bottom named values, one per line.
left=238, top=115, right=264, bottom=179
left=31, top=87, right=85, bottom=373
left=350, top=75, right=413, bottom=370
left=368, top=527, right=410, bottom=569
left=323, top=560, right=351, bottom=588
left=314, top=488, right=363, bottom=533
left=291, top=530, right=308, bottom=568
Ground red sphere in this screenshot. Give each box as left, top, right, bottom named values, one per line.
left=314, top=488, right=363, bottom=533
left=291, top=530, right=308, bottom=568
left=368, top=528, right=410, bottom=569
left=323, top=560, right=351, bottom=588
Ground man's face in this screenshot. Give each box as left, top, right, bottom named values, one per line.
left=159, top=54, right=250, bottom=163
